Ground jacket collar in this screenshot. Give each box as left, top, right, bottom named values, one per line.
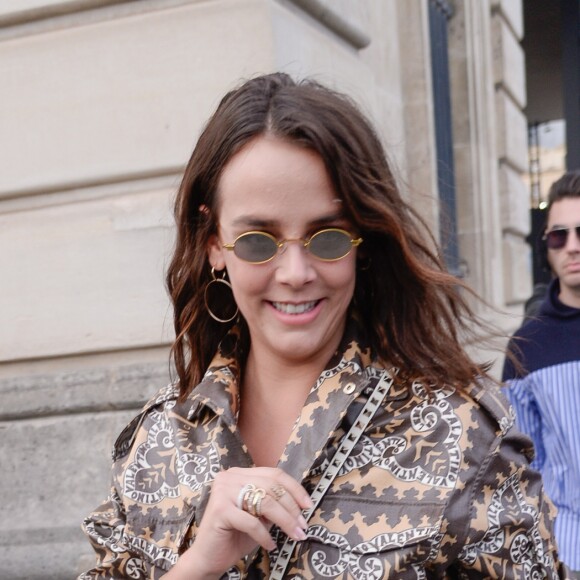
left=173, top=321, right=394, bottom=483
left=172, top=347, right=241, bottom=427
left=277, top=333, right=375, bottom=482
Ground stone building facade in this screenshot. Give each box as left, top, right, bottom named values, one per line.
left=0, top=0, right=530, bottom=577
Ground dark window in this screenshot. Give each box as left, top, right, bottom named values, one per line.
left=561, top=0, right=580, bottom=169
left=428, top=0, right=460, bottom=276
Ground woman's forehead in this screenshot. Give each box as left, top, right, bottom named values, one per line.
left=215, top=136, right=343, bottom=226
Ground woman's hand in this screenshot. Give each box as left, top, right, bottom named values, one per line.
left=161, top=467, right=313, bottom=580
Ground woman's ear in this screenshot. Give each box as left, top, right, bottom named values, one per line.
left=200, top=204, right=226, bottom=270
left=207, top=233, right=226, bottom=271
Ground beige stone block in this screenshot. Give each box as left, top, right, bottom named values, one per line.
left=0, top=0, right=73, bottom=12
left=495, top=91, right=529, bottom=173
left=0, top=360, right=167, bottom=419
left=448, top=52, right=471, bottom=147
left=467, top=231, right=506, bottom=309
left=359, top=0, right=400, bottom=88
left=394, top=0, right=438, bottom=231
left=371, top=87, right=407, bottom=180
left=492, top=15, right=526, bottom=108
left=0, top=409, right=136, bottom=578
left=491, top=0, right=524, bottom=39
left=502, top=233, right=532, bottom=304
left=272, top=1, right=406, bottom=186
left=457, top=229, right=483, bottom=292
left=0, top=186, right=175, bottom=361
left=499, top=163, right=530, bottom=235
left=271, top=1, right=375, bottom=98
left=281, top=0, right=371, bottom=49
left=0, top=0, right=274, bottom=197
left=0, top=0, right=118, bottom=24
left=345, top=0, right=406, bottom=174
left=453, top=143, right=476, bottom=227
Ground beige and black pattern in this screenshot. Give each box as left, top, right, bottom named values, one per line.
left=80, top=325, right=566, bottom=579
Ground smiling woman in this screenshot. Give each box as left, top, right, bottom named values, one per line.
left=209, top=136, right=357, bottom=386
left=79, top=73, right=566, bottom=579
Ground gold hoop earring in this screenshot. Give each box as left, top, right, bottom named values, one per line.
left=204, top=267, right=238, bottom=323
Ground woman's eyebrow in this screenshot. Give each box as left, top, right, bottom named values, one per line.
left=230, top=212, right=345, bottom=230
left=309, top=212, right=345, bottom=226
left=230, top=216, right=278, bottom=229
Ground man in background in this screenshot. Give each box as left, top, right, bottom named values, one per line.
left=503, top=170, right=580, bottom=577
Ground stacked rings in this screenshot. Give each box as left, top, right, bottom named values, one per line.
left=251, top=488, right=266, bottom=517
left=237, top=484, right=255, bottom=510
left=237, top=484, right=267, bottom=518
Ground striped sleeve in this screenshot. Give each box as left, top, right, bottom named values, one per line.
left=502, top=376, right=546, bottom=470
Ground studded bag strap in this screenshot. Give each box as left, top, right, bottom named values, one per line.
left=268, top=370, right=394, bottom=580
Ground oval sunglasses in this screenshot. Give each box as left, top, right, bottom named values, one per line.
left=223, top=228, right=363, bottom=264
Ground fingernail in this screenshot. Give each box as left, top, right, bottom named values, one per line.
left=294, top=526, right=307, bottom=541
left=298, top=515, right=308, bottom=530
left=303, top=495, right=314, bottom=508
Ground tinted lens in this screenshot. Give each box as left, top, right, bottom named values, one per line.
left=545, top=228, right=569, bottom=250
left=308, top=229, right=353, bottom=260
left=233, top=232, right=278, bottom=262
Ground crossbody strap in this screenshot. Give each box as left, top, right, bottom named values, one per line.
left=268, top=370, right=394, bottom=580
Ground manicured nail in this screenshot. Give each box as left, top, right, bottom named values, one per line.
left=294, top=527, right=307, bottom=541
left=298, top=515, right=308, bottom=530
left=303, top=495, right=314, bottom=508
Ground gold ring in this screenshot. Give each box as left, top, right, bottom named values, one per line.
left=270, top=484, right=287, bottom=501
left=250, top=488, right=266, bottom=517
left=237, top=484, right=255, bottom=511
left=243, top=488, right=256, bottom=513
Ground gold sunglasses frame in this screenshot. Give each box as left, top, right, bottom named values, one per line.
left=223, top=228, right=363, bottom=264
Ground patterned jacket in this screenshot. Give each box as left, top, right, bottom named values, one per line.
left=80, top=330, right=565, bottom=579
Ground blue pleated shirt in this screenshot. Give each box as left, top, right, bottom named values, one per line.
left=503, top=279, right=580, bottom=571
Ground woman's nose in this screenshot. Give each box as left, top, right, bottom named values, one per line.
left=274, top=242, right=316, bottom=286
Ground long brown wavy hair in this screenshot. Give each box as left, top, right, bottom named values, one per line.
left=167, top=72, right=493, bottom=399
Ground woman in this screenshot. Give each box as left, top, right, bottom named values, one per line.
left=81, top=73, right=565, bottom=579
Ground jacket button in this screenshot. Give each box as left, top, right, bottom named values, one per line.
left=343, top=383, right=356, bottom=394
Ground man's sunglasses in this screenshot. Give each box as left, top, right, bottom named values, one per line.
left=223, top=228, right=363, bottom=264
left=543, top=226, right=580, bottom=250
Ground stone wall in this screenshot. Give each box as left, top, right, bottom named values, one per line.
left=0, top=1, right=529, bottom=576
left=491, top=0, right=533, bottom=313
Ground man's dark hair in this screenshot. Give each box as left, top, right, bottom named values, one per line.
left=546, top=170, right=580, bottom=216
